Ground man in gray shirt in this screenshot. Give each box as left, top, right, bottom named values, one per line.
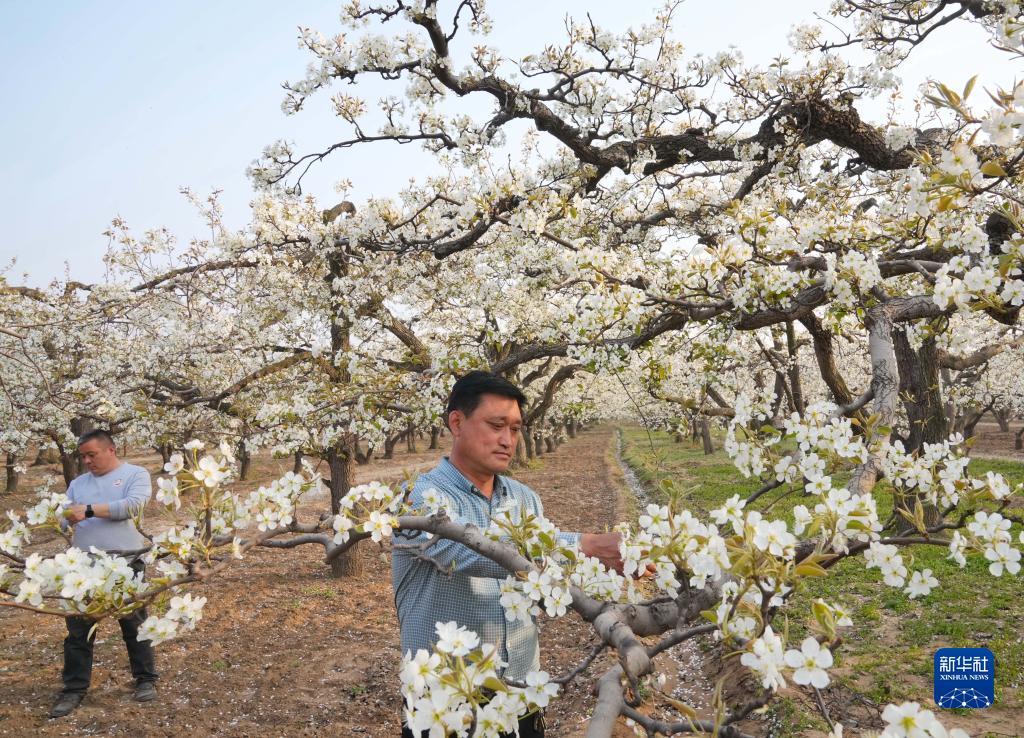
left=49, top=429, right=158, bottom=718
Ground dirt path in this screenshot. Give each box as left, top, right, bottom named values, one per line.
left=0, top=427, right=635, bottom=737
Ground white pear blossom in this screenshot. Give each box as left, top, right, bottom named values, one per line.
left=784, top=637, right=833, bottom=688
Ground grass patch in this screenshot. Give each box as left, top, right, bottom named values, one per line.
left=301, top=584, right=338, bottom=599
left=619, top=427, right=1024, bottom=722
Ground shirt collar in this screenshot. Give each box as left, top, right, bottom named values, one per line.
left=439, top=457, right=507, bottom=501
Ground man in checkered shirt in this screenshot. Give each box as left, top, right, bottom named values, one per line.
left=393, top=371, right=623, bottom=737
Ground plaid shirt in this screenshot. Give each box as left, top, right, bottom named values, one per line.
left=391, top=457, right=580, bottom=681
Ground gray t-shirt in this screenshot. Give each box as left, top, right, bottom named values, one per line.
left=64, top=462, right=152, bottom=552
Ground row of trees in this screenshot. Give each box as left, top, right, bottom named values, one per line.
left=3, top=0, right=1024, bottom=734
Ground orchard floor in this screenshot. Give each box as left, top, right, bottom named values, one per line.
left=0, top=427, right=639, bottom=738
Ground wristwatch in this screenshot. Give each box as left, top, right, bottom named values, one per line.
left=85, top=504, right=95, bottom=519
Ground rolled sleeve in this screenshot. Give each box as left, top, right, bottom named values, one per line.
left=557, top=531, right=581, bottom=549
left=108, top=469, right=152, bottom=520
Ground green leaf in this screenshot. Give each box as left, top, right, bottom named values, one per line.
left=937, top=83, right=961, bottom=107
left=795, top=562, right=828, bottom=578
left=661, top=695, right=699, bottom=720
left=981, top=160, right=1009, bottom=178
left=963, top=75, right=978, bottom=100
left=482, top=676, right=506, bottom=692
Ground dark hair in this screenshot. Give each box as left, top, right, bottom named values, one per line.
left=77, top=429, right=116, bottom=448
left=445, top=371, right=526, bottom=428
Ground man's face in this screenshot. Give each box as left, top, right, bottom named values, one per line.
left=79, top=439, right=118, bottom=475
left=449, top=393, right=522, bottom=476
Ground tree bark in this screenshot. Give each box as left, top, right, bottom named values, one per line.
left=544, top=436, right=556, bottom=453
left=700, top=418, right=714, bottom=455
left=799, top=314, right=855, bottom=407
left=994, top=408, right=1011, bottom=433
left=383, top=431, right=404, bottom=460
left=848, top=307, right=899, bottom=497
left=893, top=330, right=947, bottom=453
left=327, top=442, right=362, bottom=577
left=962, top=401, right=994, bottom=441
left=514, top=429, right=527, bottom=465
left=238, top=441, right=252, bottom=481
left=406, top=420, right=417, bottom=453
left=891, top=330, right=945, bottom=526
left=324, top=210, right=362, bottom=578
left=429, top=425, right=440, bottom=450
left=523, top=425, right=535, bottom=460
left=785, top=321, right=806, bottom=416
left=770, top=372, right=789, bottom=420
left=56, top=440, right=77, bottom=486
left=33, top=447, right=60, bottom=466
left=293, top=451, right=304, bottom=474
left=5, top=453, right=19, bottom=493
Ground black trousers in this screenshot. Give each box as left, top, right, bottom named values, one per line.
left=401, top=709, right=544, bottom=737
left=61, top=560, right=158, bottom=694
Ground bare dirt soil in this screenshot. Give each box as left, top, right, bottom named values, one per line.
left=0, top=428, right=638, bottom=737
left=969, top=421, right=1024, bottom=462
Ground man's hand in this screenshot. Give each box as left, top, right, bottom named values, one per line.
left=580, top=532, right=624, bottom=574
left=579, top=532, right=656, bottom=578
left=64, top=506, right=87, bottom=525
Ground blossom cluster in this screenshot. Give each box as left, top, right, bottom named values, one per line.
left=137, top=592, right=208, bottom=646
left=486, top=507, right=626, bottom=621
left=14, top=547, right=144, bottom=614
left=724, top=392, right=1023, bottom=600
left=740, top=628, right=835, bottom=691
left=878, top=701, right=970, bottom=738
left=332, top=480, right=404, bottom=545
left=400, top=622, right=557, bottom=738
left=620, top=503, right=731, bottom=597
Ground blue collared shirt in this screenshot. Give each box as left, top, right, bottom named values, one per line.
left=391, top=457, right=580, bottom=681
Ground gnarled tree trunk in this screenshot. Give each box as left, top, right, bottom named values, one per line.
left=893, top=331, right=947, bottom=454
left=5, top=453, right=19, bottom=493
left=785, top=320, right=806, bottom=416
left=993, top=407, right=1011, bottom=433
left=327, top=442, right=361, bottom=577
left=700, top=418, right=714, bottom=455
left=523, top=425, right=535, bottom=460
left=238, top=441, right=252, bottom=481
left=383, top=431, right=404, bottom=460
left=514, top=429, right=527, bottom=465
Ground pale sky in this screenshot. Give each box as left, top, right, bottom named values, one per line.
left=0, top=1, right=1007, bottom=287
